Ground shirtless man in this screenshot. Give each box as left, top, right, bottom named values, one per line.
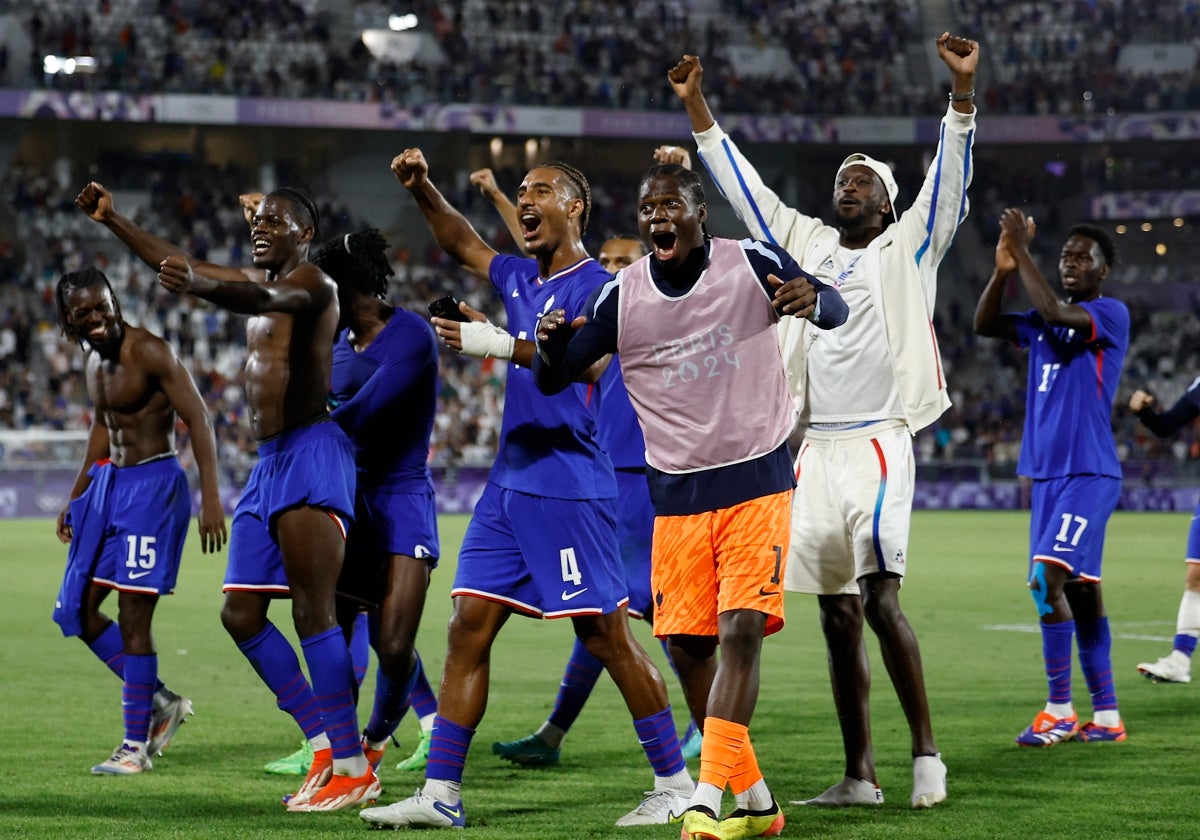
left=76, top=182, right=374, bottom=811
left=53, top=266, right=225, bottom=775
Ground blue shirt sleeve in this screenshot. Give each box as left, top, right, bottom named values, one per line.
left=331, top=321, right=437, bottom=436
left=532, top=276, right=620, bottom=395
left=741, top=239, right=848, bottom=329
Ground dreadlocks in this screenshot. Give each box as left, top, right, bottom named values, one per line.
left=539, top=161, right=592, bottom=235
left=56, top=267, right=123, bottom=344
left=311, top=229, right=394, bottom=301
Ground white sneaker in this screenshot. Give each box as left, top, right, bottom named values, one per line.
left=791, top=776, right=883, bottom=806
left=614, top=789, right=692, bottom=826
left=360, top=789, right=467, bottom=829
left=91, top=743, right=152, bottom=775
left=912, top=754, right=947, bottom=809
left=1137, top=653, right=1192, bottom=684
left=148, top=689, right=194, bottom=756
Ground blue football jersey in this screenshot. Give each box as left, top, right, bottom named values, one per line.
left=330, top=307, right=438, bottom=491
left=488, top=254, right=617, bottom=499
left=596, top=356, right=646, bottom=471
left=1013, top=296, right=1129, bottom=479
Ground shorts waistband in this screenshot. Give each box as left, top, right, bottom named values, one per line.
left=257, top=414, right=340, bottom=458
left=111, top=455, right=183, bottom=481
left=801, top=418, right=907, bottom=444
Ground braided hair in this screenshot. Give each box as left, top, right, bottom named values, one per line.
left=311, top=229, right=394, bottom=300
left=539, top=161, right=592, bottom=235
left=56, top=267, right=123, bottom=344
left=267, top=186, right=320, bottom=238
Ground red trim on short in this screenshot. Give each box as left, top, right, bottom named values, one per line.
left=326, top=510, right=348, bottom=541
left=794, top=442, right=809, bottom=481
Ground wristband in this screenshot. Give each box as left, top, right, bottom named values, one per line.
left=949, top=89, right=975, bottom=102
left=459, top=320, right=516, bottom=360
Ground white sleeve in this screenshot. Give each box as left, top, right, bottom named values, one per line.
left=693, top=123, right=825, bottom=259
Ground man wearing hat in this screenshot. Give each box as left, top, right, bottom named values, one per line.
left=667, top=31, right=978, bottom=811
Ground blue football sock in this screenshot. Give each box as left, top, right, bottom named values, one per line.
left=351, top=611, right=371, bottom=690
left=301, top=626, right=361, bottom=760
left=1077, top=616, right=1118, bottom=712
left=547, top=637, right=604, bottom=733
left=408, top=653, right=438, bottom=720
left=633, top=705, right=687, bottom=778
left=236, top=623, right=324, bottom=740
left=123, top=653, right=157, bottom=745
left=426, top=715, right=475, bottom=784
left=1041, top=619, right=1075, bottom=706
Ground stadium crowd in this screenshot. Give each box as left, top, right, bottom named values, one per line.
left=11, top=0, right=1199, bottom=116
left=3, top=148, right=1200, bottom=487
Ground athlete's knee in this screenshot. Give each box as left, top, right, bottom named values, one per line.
left=221, top=595, right=266, bottom=642
left=1028, top=563, right=1055, bottom=618
left=375, top=637, right=417, bottom=681
left=717, top=610, right=765, bottom=663
left=819, top=594, right=864, bottom=637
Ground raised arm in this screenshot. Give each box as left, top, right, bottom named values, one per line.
left=470, top=168, right=527, bottom=255
left=974, top=220, right=1021, bottom=341
left=392, top=149, right=497, bottom=280
left=138, top=335, right=227, bottom=554
left=999, top=208, right=1093, bottom=331
left=1131, top=380, right=1200, bottom=438
left=76, top=181, right=254, bottom=284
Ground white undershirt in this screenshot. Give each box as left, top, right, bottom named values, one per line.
left=805, top=245, right=904, bottom=424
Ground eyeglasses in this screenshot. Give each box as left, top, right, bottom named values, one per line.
left=835, top=175, right=878, bottom=190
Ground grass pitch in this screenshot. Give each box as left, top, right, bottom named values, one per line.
left=2, top=510, right=1198, bottom=838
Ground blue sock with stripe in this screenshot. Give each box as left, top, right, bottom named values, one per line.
left=87, top=621, right=166, bottom=695
left=364, top=656, right=420, bottom=744
left=426, top=715, right=474, bottom=784
left=236, top=623, right=323, bottom=740
left=1076, top=616, right=1118, bottom=712
left=351, top=611, right=371, bottom=691
left=1175, top=633, right=1198, bottom=656
left=1041, top=619, right=1075, bottom=705
left=633, top=706, right=687, bottom=778
left=300, top=626, right=361, bottom=761
left=409, top=653, right=438, bottom=720
left=122, top=653, right=157, bottom=746
left=547, top=638, right=603, bottom=732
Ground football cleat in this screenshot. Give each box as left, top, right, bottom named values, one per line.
left=91, top=743, right=152, bottom=775
left=721, top=799, right=785, bottom=838
left=288, top=766, right=380, bottom=811
left=677, top=806, right=722, bottom=840
left=284, top=747, right=332, bottom=807
left=363, top=738, right=388, bottom=775
left=397, top=728, right=433, bottom=771
left=614, top=789, right=692, bottom=826
left=1015, top=710, right=1079, bottom=747
left=911, top=754, right=947, bottom=809
left=491, top=733, right=560, bottom=767
left=148, top=689, right=193, bottom=756
left=265, top=739, right=314, bottom=776
left=1137, top=655, right=1191, bottom=684
left=1076, top=720, right=1127, bottom=742
left=360, top=789, right=467, bottom=828
left=791, top=776, right=883, bottom=806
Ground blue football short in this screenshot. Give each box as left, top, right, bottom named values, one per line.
left=224, top=418, right=355, bottom=594
left=454, top=481, right=628, bottom=618
left=89, top=456, right=191, bottom=595
left=1187, top=499, right=1200, bottom=564
left=337, top=483, right=440, bottom=607
left=615, top=468, right=653, bottom=619
left=1030, top=474, right=1121, bottom=582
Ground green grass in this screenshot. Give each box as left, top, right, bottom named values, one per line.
left=2, top=510, right=1197, bottom=838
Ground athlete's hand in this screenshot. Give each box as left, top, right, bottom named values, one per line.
left=936, top=32, right=979, bottom=76
left=469, top=168, right=501, bottom=199
left=76, top=181, right=115, bottom=223
left=1129, top=389, right=1156, bottom=412
left=391, top=148, right=429, bottom=191
left=56, top=507, right=72, bottom=544
left=653, top=145, right=693, bottom=170
left=239, top=192, right=264, bottom=227
left=197, top=494, right=227, bottom=554
left=536, top=309, right=586, bottom=359
left=771, top=273, right=817, bottom=319
left=667, top=54, right=704, bottom=101
left=431, top=300, right=487, bottom=352
left=999, top=208, right=1036, bottom=254
left=158, top=255, right=196, bottom=295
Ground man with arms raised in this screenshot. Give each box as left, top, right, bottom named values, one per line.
left=76, top=182, right=374, bottom=810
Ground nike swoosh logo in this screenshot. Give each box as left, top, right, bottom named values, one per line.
left=1052, top=545, right=1075, bottom=553
left=128, top=570, right=154, bottom=580
left=434, top=802, right=464, bottom=820
left=511, top=289, right=520, bottom=298
left=758, top=588, right=778, bottom=597
left=561, top=588, right=589, bottom=601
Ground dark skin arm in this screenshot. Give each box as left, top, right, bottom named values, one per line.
left=999, top=208, right=1094, bottom=331
left=76, top=181, right=256, bottom=284
left=55, top=421, right=111, bottom=544
left=973, top=217, right=1022, bottom=341
left=137, top=336, right=227, bottom=553
left=470, top=168, right=527, bottom=255
left=158, top=257, right=331, bottom=317
left=392, top=149, right=497, bottom=281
